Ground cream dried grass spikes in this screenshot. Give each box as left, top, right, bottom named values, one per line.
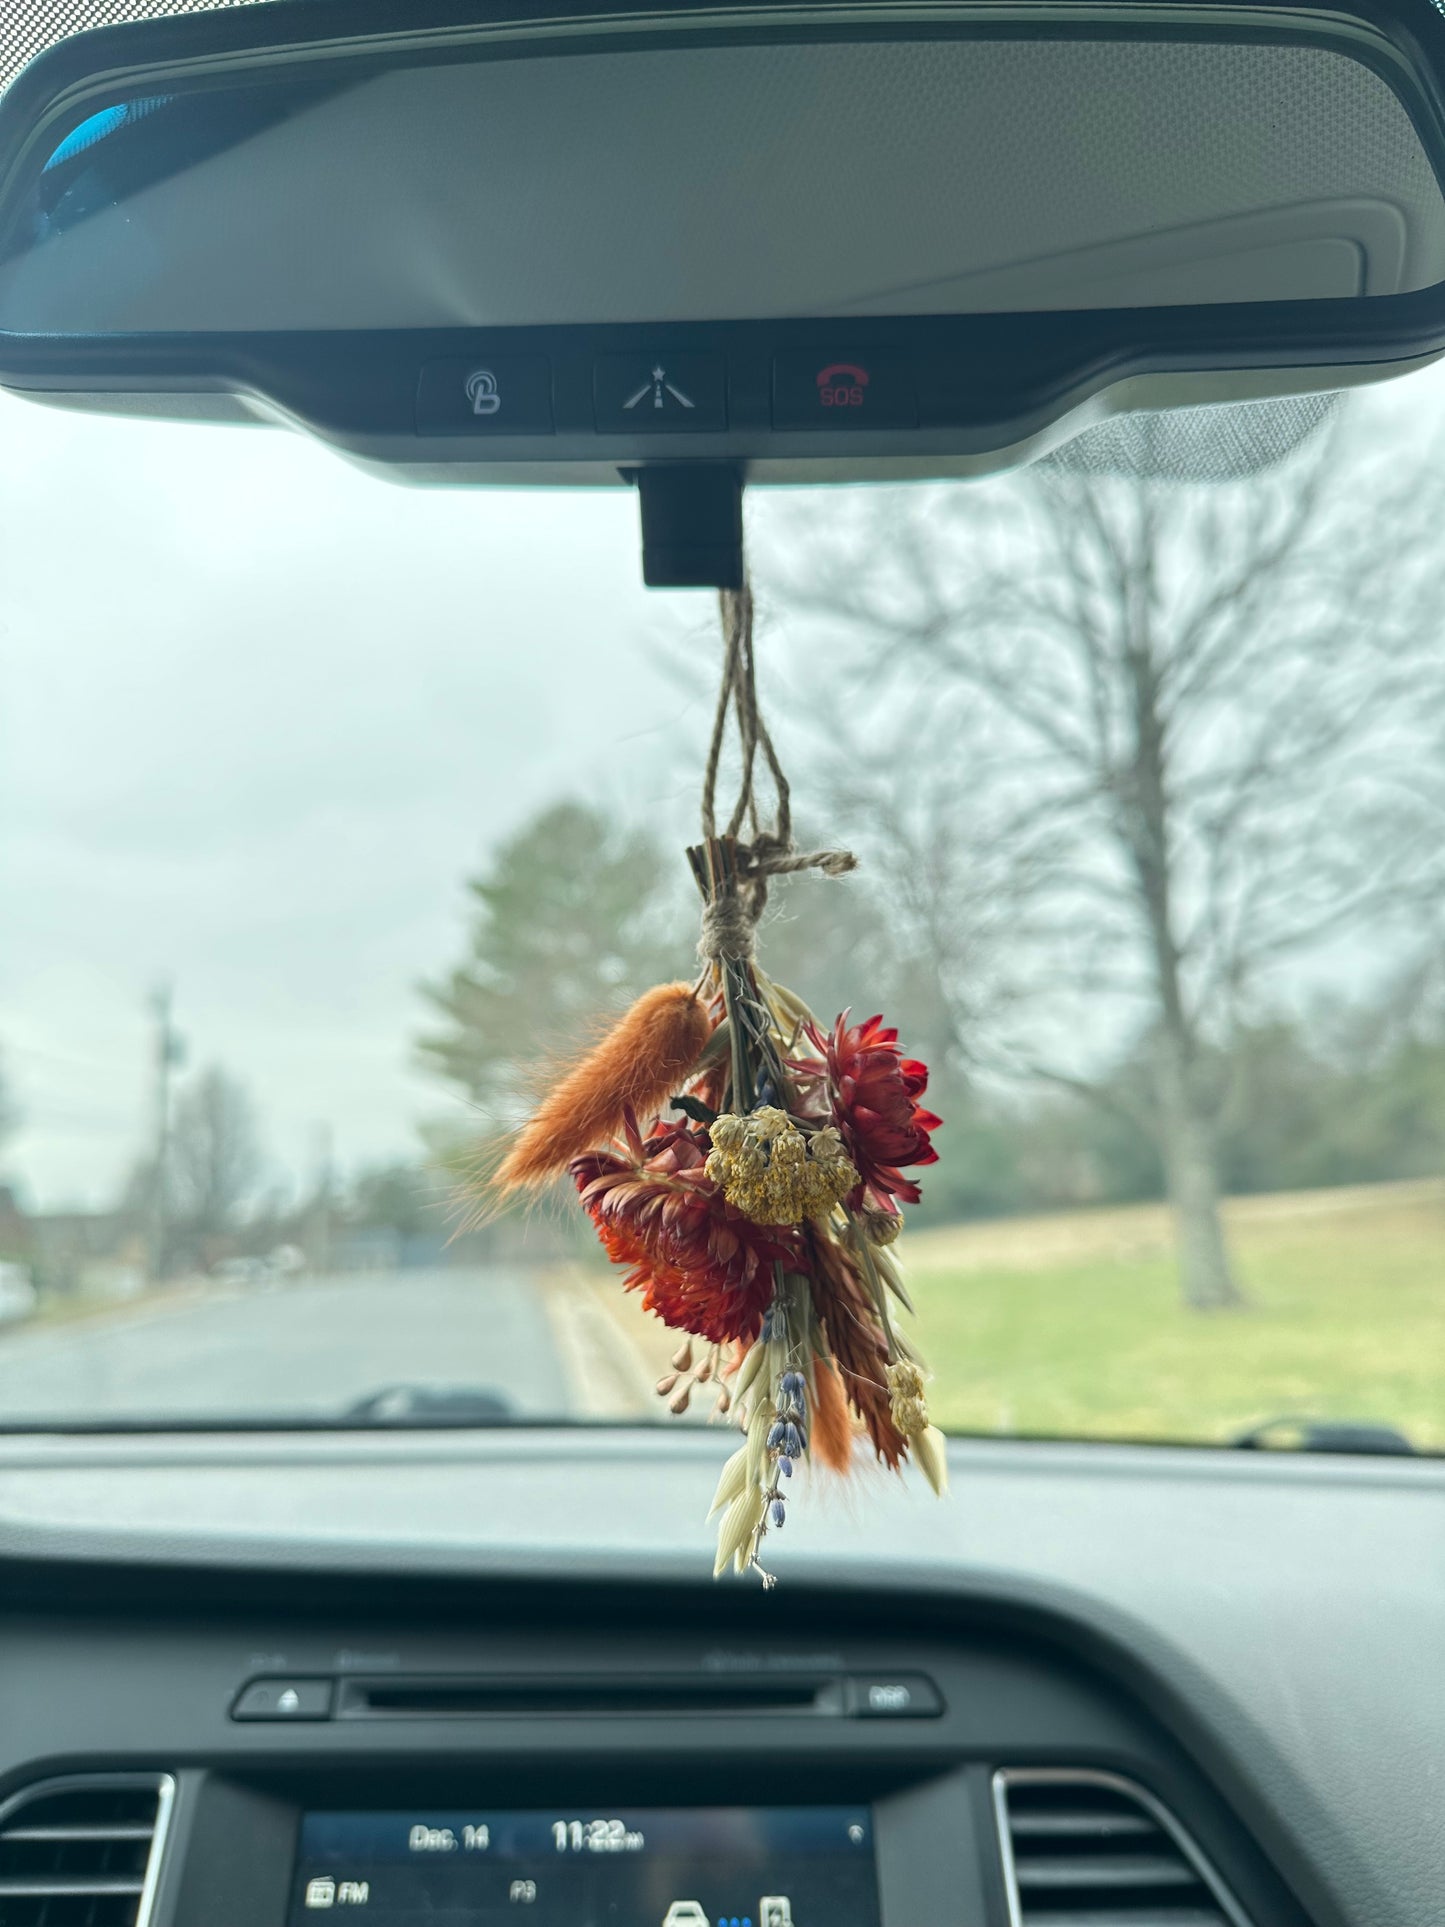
left=708, top=1311, right=810, bottom=1582
left=713, top=1394, right=779, bottom=1582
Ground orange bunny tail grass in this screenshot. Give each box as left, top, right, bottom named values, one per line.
left=491, top=983, right=714, bottom=1199
left=809, top=1357, right=856, bottom=1473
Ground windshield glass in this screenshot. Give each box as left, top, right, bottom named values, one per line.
left=1, top=369, right=1442, bottom=1448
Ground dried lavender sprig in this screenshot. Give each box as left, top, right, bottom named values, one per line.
left=761, top=1359, right=809, bottom=1533
left=713, top=1272, right=814, bottom=1578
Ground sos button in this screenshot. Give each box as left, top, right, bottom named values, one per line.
left=772, top=351, right=916, bottom=429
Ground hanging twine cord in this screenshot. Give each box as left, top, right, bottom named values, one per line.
left=696, top=583, right=856, bottom=963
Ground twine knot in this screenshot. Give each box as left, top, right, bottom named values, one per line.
left=696, top=835, right=858, bottom=963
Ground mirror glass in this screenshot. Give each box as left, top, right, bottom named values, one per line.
left=2, top=30, right=1444, bottom=334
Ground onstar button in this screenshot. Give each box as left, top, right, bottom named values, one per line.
left=416, top=357, right=553, bottom=434
left=847, top=1673, right=943, bottom=1717
left=772, top=352, right=916, bottom=429
left=232, top=1677, right=334, bottom=1720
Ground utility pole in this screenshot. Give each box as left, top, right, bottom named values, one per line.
left=145, top=984, right=184, bottom=1284
left=311, top=1122, right=335, bottom=1278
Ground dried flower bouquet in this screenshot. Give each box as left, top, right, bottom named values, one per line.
left=483, top=587, right=947, bottom=1581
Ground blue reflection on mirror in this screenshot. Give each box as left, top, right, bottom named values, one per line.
left=43, top=97, right=170, bottom=173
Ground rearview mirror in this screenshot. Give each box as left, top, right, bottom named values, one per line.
left=5, top=0, right=1445, bottom=576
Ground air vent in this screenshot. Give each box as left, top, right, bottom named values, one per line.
left=0, top=1774, right=174, bottom=1927
left=993, top=1770, right=1252, bottom=1927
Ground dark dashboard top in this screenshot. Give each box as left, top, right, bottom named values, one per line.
left=0, top=1431, right=1438, bottom=1927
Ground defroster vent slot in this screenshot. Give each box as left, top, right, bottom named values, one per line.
left=337, top=1676, right=843, bottom=1718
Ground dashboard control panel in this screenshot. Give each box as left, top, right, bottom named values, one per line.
left=0, top=1581, right=1317, bottom=1927
left=286, top=1806, right=880, bottom=1927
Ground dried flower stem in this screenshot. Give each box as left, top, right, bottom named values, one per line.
left=846, top=1207, right=901, bottom=1358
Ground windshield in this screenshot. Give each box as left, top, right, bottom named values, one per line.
left=1, top=367, right=1442, bottom=1448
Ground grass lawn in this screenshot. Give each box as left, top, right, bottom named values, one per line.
left=572, top=1177, right=1445, bottom=1449
left=902, top=1179, right=1445, bottom=1449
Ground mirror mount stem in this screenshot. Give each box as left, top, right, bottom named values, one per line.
left=628, top=465, right=744, bottom=590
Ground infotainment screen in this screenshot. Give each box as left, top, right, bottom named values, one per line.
left=288, top=1807, right=880, bottom=1927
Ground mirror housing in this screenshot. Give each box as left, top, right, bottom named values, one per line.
left=5, top=0, right=1445, bottom=531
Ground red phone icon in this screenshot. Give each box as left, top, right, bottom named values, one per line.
left=816, top=362, right=870, bottom=408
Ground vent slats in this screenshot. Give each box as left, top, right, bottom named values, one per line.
left=5, top=1828, right=156, bottom=1844
left=1011, top=1912, right=1227, bottom=1927
left=995, top=1771, right=1249, bottom=1927
left=0, top=1776, right=171, bottom=1927
left=1016, top=1852, right=1201, bottom=1890
left=0, top=1878, right=146, bottom=1896
left=1010, top=1811, right=1155, bottom=1841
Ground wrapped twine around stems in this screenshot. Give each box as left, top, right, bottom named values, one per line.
left=688, top=583, right=856, bottom=966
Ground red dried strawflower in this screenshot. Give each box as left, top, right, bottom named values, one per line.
left=571, top=1117, right=800, bottom=1346
left=820, top=1012, right=941, bottom=1208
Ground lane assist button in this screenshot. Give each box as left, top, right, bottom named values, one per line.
left=594, top=354, right=727, bottom=432
left=772, top=351, right=916, bottom=430
left=232, top=1677, right=334, bottom=1721
left=416, top=357, right=553, bottom=435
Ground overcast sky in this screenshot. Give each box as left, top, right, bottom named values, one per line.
left=0, top=389, right=722, bottom=1209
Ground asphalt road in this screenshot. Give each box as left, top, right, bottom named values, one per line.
left=0, top=1269, right=573, bottom=1424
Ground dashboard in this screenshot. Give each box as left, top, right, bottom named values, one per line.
left=0, top=1429, right=1438, bottom=1927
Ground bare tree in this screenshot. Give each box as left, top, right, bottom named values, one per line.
left=168, top=1065, right=263, bottom=1247
left=764, top=408, right=1445, bottom=1309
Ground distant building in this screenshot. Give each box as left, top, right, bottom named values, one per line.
left=0, top=1186, right=28, bottom=1260
left=0, top=1192, right=139, bottom=1296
